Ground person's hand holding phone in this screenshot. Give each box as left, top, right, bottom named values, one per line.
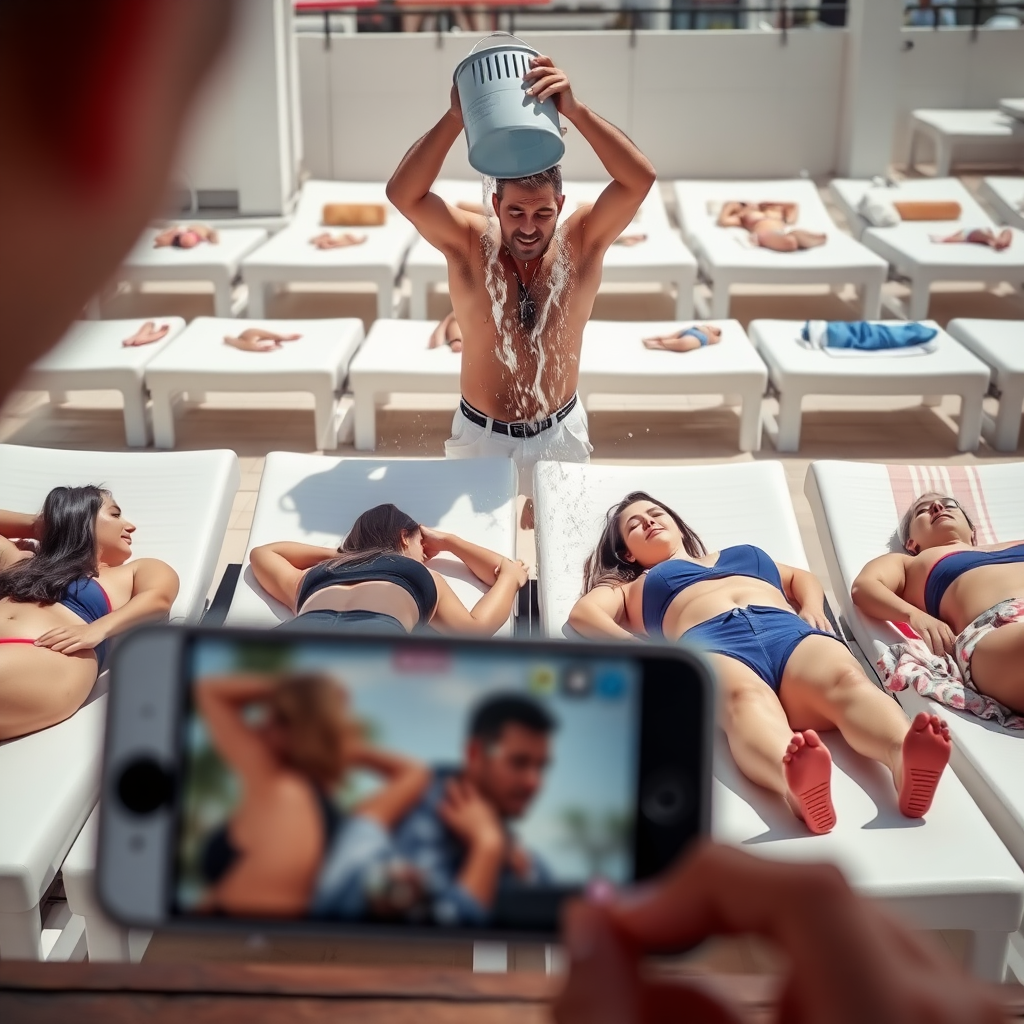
left=554, top=842, right=1004, bottom=1024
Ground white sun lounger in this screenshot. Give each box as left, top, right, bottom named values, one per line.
left=404, top=179, right=697, bottom=320
left=348, top=318, right=768, bottom=453
left=747, top=319, right=990, bottom=452
left=577, top=320, right=768, bottom=452
left=225, top=453, right=518, bottom=634
left=805, top=459, right=1024, bottom=979
left=143, top=317, right=365, bottom=450
left=112, top=228, right=269, bottom=318
left=671, top=179, right=888, bottom=320
left=946, top=319, right=1024, bottom=451
left=907, top=109, right=1024, bottom=177
left=241, top=181, right=417, bottom=321
left=0, top=445, right=239, bottom=961
left=17, top=318, right=186, bottom=446
left=830, top=177, right=1024, bottom=320
left=980, top=177, right=1024, bottom=231
left=534, top=459, right=1024, bottom=980
left=1002, top=100, right=1024, bottom=123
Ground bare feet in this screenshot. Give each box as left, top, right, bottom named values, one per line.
left=310, top=231, right=368, bottom=250
left=224, top=328, right=302, bottom=353
left=790, top=229, right=827, bottom=250
left=429, top=312, right=463, bottom=353
left=643, top=324, right=722, bottom=352
left=783, top=729, right=836, bottom=835
left=614, top=232, right=647, bottom=247
left=931, top=228, right=1013, bottom=250
left=898, top=712, right=951, bottom=818
left=122, top=321, right=170, bottom=348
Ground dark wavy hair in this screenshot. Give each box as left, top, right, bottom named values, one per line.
left=582, top=491, right=707, bottom=593
left=495, top=165, right=562, bottom=202
left=326, top=503, right=421, bottom=570
left=0, top=485, right=109, bottom=604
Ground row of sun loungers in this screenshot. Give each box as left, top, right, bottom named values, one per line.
left=24, top=314, right=1024, bottom=454
left=4, top=448, right=1024, bottom=976
left=95, top=175, right=1024, bottom=327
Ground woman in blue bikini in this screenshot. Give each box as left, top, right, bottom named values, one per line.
left=642, top=323, right=721, bottom=353
left=854, top=492, right=1024, bottom=715
left=569, top=491, right=951, bottom=834
left=0, top=486, right=179, bottom=740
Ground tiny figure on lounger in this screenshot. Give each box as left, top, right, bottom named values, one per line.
left=195, top=671, right=429, bottom=918
left=429, top=312, right=463, bottom=353
left=930, top=227, right=1013, bottom=251
left=250, top=503, right=527, bottom=636
left=0, top=487, right=179, bottom=740
left=309, top=231, right=368, bottom=250
left=642, top=323, right=722, bottom=352
left=153, top=224, right=219, bottom=248
left=224, top=327, right=302, bottom=353
left=854, top=492, right=1024, bottom=715
left=717, top=201, right=826, bottom=252
left=568, top=492, right=952, bottom=834
left=122, top=321, right=170, bottom=348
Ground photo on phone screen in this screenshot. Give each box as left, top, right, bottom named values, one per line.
left=175, top=635, right=646, bottom=930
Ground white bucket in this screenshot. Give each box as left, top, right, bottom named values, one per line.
left=453, top=34, right=565, bottom=179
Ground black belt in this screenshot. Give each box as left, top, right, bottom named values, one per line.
left=459, top=395, right=578, bottom=439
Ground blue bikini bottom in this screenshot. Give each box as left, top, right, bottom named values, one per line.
left=679, top=605, right=843, bottom=692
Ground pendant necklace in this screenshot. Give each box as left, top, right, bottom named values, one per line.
left=506, top=248, right=538, bottom=330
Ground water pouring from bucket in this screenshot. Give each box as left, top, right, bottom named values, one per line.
left=454, top=33, right=566, bottom=179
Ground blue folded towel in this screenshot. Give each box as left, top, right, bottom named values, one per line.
left=801, top=320, right=939, bottom=352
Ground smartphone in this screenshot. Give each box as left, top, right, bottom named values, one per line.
left=98, top=625, right=713, bottom=940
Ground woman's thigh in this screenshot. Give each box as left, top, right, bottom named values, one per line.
left=970, top=622, right=1024, bottom=711
left=778, top=634, right=877, bottom=731
left=0, top=644, right=97, bottom=739
left=707, top=652, right=791, bottom=733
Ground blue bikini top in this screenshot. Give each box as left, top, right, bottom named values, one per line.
left=924, top=543, right=1024, bottom=618
left=60, top=576, right=112, bottom=666
left=641, top=544, right=783, bottom=637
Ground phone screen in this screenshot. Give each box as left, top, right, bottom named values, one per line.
left=173, top=633, right=652, bottom=932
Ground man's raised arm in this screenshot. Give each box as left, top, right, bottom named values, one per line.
left=524, top=56, right=656, bottom=251
left=386, top=85, right=480, bottom=254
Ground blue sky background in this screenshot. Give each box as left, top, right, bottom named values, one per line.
left=190, top=638, right=641, bottom=882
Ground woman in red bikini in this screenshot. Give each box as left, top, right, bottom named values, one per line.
left=568, top=491, right=951, bottom=835
left=854, top=492, right=1024, bottom=714
left=0, top=486, right=179, bottom=740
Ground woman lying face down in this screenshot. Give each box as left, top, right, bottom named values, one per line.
left=568, top=491, right=951, bottom=835
left=0, top=487, right=179, bottom=740
left=854, top=492, right=1024, bottom=714
left=249, top=503, right=528, bottom=637
left=194, top=671, right=430, bottom=918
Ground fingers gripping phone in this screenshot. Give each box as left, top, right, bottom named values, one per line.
left=98, top=626, right=713, bottom=939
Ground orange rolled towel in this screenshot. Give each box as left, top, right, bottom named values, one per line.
left=893, top=200, right=962, bottom=221
left=322, top=203, right=387, bottom=227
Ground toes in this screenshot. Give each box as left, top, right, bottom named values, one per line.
left=802, top=729, right=822, bottom=748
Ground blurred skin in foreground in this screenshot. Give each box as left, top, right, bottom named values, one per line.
left=0, top=0, right=237, bottom=405
left=555, top=842, right=1004, bottom=1024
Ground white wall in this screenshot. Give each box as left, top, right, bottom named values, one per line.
left=301, top=29, right=848, bottom=182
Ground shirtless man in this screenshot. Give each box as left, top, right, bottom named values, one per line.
left=853, top=492, right=1024, bottom=714
left=386, top=55, right=656, bottom=502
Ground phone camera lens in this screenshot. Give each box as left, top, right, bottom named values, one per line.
left=641, top=772, right=689, bottom=825
left=117, top=757, right=174, bottom=815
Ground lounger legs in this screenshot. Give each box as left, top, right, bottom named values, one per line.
left=907, top=281, right=932, bottom=322
left=738, top=394, right=763, bottom=453
left=674, top=280, right=695, bottom=320
left=121, top=389, right=150, bottom=447
left=989, top=383, right=1024, bottom=452
left=48, top=391, right=69, bottom=406
left=246, top=280, right=267, bottom=319
left=857, top=278, right=883, bottom=320
left=212, top=278, right=234, bottom=319
left=958, top=389, right=986, bottom=453
left=409, top=283, right=429, bottom=322
left=313, top=388, right=340, bottom=450
left=967, top=930, right=1010, bottom=983
left=353, top=392, right=377, bottom=451
left=774, top=393, right=803, bottom=452
left=709, top=284, right=732, bottom=320
left=150, top=391, right=177, bottom=449
left=376, top=282, right=395, bottom=322
left=0, top=905, right=44, bottom=960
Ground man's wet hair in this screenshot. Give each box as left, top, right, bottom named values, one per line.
left=468, top=692, right=557, bottom=746
left=495, top=166, right=563, bottom=202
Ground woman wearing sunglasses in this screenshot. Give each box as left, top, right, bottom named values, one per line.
left=853, top=493, right=1024, bottom=714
